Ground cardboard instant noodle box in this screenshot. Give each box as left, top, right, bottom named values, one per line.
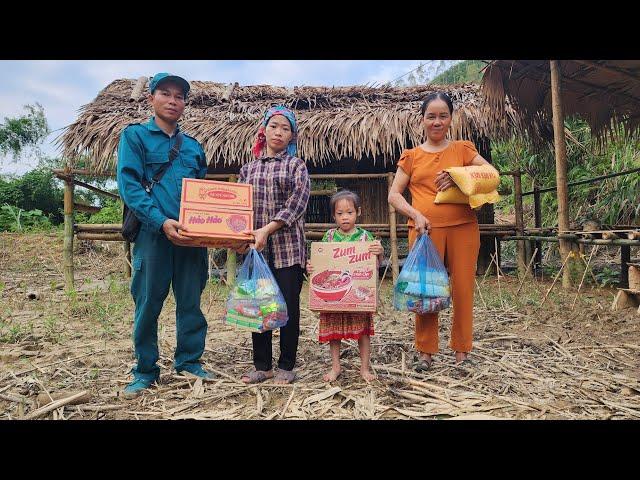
left=178, top=178, right=254, bottom=248
left=309, top=241, right=377, bottom=312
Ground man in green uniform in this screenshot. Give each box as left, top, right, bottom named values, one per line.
left=117, top=73, right=213, bottom=398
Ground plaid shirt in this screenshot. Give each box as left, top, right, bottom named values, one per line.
left=239, top=151, right=310, bottom=269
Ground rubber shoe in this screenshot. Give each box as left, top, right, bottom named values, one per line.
left=177, top=367, right=216, bottom=382
left=122, top=378, right=155, bottom=399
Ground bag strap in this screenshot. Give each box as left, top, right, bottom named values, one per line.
left=142, top=132, right=184, bottom=193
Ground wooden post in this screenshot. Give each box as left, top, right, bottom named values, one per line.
left=124, top=241, right=132, bottom=278
left=129, top=76, right=148, bottom=102
left=226, top=174, right=238, bottom=286
left=387, top=172, right=399, bottom=282
left=621, top=246, right=631, bottom=288
left=513, top=169, right=527, bottom=277
left=550, top=60, right=573, bottom=289
left=533, top=184, right=542, bottom=271
left=474, top=136, right=496, bottom=276
left=63, top=175, right=75, bottom=291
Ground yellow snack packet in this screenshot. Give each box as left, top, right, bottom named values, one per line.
left=445, top=164, right=500, bottom=196
left=434, top=187, right=500, bottom=209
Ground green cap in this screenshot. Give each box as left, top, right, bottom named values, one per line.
left=149, top=73, right=190, bottom=96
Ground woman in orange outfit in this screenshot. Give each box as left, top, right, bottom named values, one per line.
left=388, top=92, right=499, bottom=370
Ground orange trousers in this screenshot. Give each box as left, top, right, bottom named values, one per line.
left=408, top=221, right=480, bottom=354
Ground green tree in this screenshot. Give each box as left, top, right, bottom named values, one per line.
left=492, top=118, right=640, bottom=227
left=431, top=60, right=486, bottom=84
left=0, top=103, right=49, bottom=159
left=0, top=166, right=64, bottom=224
left=392, top=60, right=460, bottom=87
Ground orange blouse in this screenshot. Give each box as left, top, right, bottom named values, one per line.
left=397, top=140, right=479, bottom=228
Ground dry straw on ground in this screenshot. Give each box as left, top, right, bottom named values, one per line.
left=1, top=233, right=639, bottom=420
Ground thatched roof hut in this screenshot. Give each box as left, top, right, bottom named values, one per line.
left=58, top=78, right=524, bottom=174
left=481, top=60, right=640, bottom=144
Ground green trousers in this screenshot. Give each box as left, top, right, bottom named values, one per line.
left=129, top=226, right=208, bottom=383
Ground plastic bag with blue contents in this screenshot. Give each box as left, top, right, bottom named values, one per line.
left=393, top=233, right=451, bottom=314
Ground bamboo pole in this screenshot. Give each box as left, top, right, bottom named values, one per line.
left=204, top=174, right=235, bottom=180
left=74, top=203, right=101, bottom=214
left=23, top=390, right=89, bottom=420
left=54, top=175, right=120, bottom=200
left=310, top=190, right=337, bottom=196
left=76, top=232, right=125, bottom=241
left=505, top=235, right=640, bottom=247
left=494, top=238, right=503, bottom=307
left=55, top=167, right=625, bottom=186
left=310, top=173, right=391, bottom=179
left=533, top=184, right=542, bottom=269
left=513, top=169, right=527, bottom=277
left=540, top=250, right=573, bottom=307
left=516, top=247, right=539, bottom=295
left=387, top=173, right=399, bottom=282
left=52, top=168, right=113, bottom=177
left=204, top=173, right=395, bottom=181
left=306, top=223, right=391, bottom=229
left=305, top=223, right=514, bottom=230
left=521, top=167, right=640, bottom=196
left=226, top=174, right=238, bottom=286
left=621, top=246, right=631, bottom=289
left=305, top=230, right=516, bottom=240
left=63, top=176, right=74, bottom=291
left=129, top=76, right=147, bottom=101
left=571, top=245, right=598, bottom=310
left=75, top=223, right=122, bottom=231
left=550, top=60, right=573, bottom=289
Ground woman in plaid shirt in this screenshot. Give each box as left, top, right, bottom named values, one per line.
left=236, top=105, right=310, bottom=384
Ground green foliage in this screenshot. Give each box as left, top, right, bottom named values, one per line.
left=392, top=60, right=460, bottom=87
left=0, top=165, right=64, bottom=225
left=0, top=103, right=49, bottom=159
left=79, top=199, right=123, bottom=224
left=431, top=60, right=486, bottom=84
left=593, top=265, right=619, bottom=288
left=43, top=315, right=64, bottom=343
left=0, top=166, right=64, bottom=224
left=0, top=158, right=119, bottom=230
left=0, top=320, right=34, bottom=344
left=392, top=59, right=485, bottom=88
left=311, top=178, right=337, bottom=191
left=0, top=204, right=52, bottom=232
left=492, top=117, right=640, bottom=227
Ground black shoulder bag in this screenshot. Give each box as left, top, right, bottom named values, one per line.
left=121, top=133, right=184, bottom=242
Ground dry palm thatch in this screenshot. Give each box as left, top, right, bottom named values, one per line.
left=481, top=60, right=640, bottom=145
left=57, top=78, right=525, bottom=173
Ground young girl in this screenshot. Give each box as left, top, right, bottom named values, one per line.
left=307, top=190, right=384, bottom=382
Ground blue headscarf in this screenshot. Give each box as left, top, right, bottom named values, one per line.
left=252, top=105, right=298, bottom=158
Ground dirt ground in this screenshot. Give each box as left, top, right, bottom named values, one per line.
left=1, top=232, right=639, bottom=420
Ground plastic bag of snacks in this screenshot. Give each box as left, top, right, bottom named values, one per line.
left=393, top=234, right=451, bottom=314
left=225, top=248, right=288, bottom=333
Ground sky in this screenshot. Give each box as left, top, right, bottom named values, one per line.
left=0, top=60, right=459, bottom=175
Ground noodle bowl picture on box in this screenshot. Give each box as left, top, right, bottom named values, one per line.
left=309, top=242, right=377, bottom=312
